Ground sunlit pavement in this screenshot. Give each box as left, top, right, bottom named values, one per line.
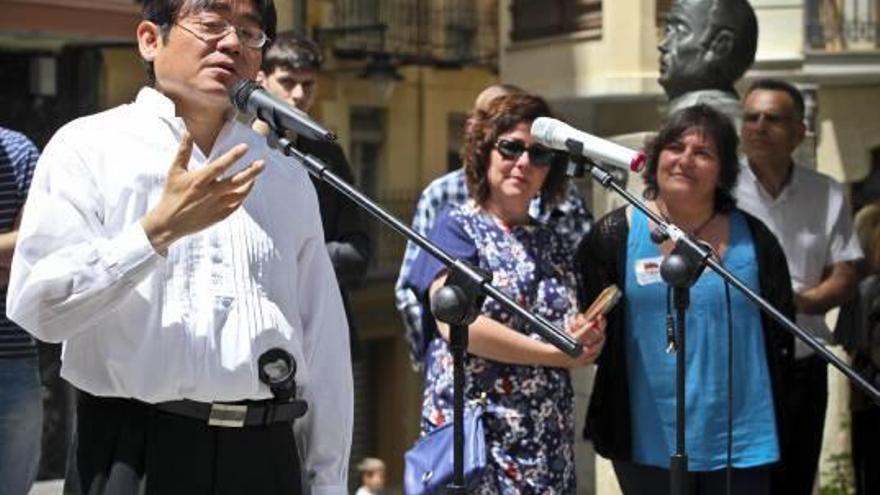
left=29, top=480, right=63, bottom=495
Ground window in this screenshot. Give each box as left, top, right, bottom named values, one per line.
left=349, top=106, right=405, bottom=276
left=806, top=0, right=879, bottom=50
left=349, top=107, right=385, bottom=198
left=510, top=0, right=602, bottom=42
left=327, top=0, right=497, bottom=69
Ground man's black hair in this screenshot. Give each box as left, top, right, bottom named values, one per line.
left=138, top=0, right=277, bottom=84
left=745, top=78, right=806, bottom=120
left=261, top=30, right=323, bottom=73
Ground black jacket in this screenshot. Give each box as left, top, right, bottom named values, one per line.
left=576, top=207, right=795, bottom=485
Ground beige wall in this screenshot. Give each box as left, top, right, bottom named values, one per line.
left=319, top=67, right=495, bottom=193
left=500, top=0, right=663, bottom=100
left=752, top=0, right=805, bottom=62
left=100, top=47, right=144, bottom=109
left=273, top=0, right=296, bottom=32
left=817, top=85, right=880, bottom=183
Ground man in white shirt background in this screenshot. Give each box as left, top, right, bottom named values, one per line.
left=735, top=78, right=862, bottom=495
left=5, top=1, right=352, bottom=494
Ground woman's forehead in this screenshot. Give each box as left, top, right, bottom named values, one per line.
left=679, top=126, right=712, bottom=144
left=499, top=121, right=531, bottom=135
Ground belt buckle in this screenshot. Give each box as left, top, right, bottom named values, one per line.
left=208, top=403, right=248, bottom=428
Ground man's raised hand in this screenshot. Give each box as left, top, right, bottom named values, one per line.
left=141, top=132, right=265, bottom=254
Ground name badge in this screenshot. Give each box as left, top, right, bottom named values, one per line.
left=635, top=256, right=664, bottom=286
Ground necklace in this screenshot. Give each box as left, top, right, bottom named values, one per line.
left=690, top=212, right=717, bottom=237
left=654, top=202, right=723, bottom=259
left=657, top=204, right=716, bottom=238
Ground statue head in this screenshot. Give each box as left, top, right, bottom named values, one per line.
left=658, top=0, right=758, bottom=100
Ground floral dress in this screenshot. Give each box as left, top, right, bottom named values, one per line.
left=406, top=202, right=579, bottom=494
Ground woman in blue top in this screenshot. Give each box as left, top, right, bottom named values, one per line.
left=406, top=93, right=607, bottom=494
left=577, top=104, right=795, bottom=494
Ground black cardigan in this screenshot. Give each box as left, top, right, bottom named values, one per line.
left=576, top=207, right=795, bottom=482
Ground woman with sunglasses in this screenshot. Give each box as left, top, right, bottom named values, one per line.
left=405, top=93, right=606, bottom=493
left=577, top=104, right=795, bottom=494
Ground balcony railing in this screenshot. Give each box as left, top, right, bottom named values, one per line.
left=806, top=0, right=879, bottom=51
left=326, top=0, right=498, bottom=69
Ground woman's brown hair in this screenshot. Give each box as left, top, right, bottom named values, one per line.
left=462, top=93, right=567, bottom=206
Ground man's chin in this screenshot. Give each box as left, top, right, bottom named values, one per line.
left=202, top=79, right=238, bottom=98
left=187, top=85, right=235, bottom=111
left=744, top=148, right=781, bottom=163
left=657, top=75, right=671, bottom=90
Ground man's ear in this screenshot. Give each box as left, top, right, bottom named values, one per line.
left=794, top=119, right=807, bottom=147
left=255, top=70, right=267, bottom=85
left=137, top=21, right=162, bottom=62
left=704, top=28, right=735, bottom=64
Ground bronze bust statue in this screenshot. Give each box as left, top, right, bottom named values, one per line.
left=659, top=0, right=758, bottom=126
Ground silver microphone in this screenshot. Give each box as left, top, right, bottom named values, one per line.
left=531, top=117, right=647, bottom=173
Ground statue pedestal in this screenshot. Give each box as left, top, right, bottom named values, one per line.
left=586, top=131, right=655, bottom=219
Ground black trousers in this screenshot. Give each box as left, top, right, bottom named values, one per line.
left=778, top=355, right=828, bottom=495
left=612, top=460, right=772, bottom=495
left=67, top=391, right=302, bottom=495
left=852, top=405, right=880, bottom=495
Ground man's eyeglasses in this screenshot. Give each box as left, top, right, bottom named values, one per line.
left=495, top=138, right=556, bottom=167
left=176, top=17, right=269, bottom=49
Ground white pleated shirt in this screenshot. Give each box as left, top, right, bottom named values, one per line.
left=735, top=159, right=863, bottom=358
left=6, top=87, right=352, bottom=494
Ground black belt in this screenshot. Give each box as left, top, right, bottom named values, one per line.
left=155, top=398, right=308, bottom=428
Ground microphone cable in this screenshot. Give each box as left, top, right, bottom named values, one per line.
left=724, top=279, right=734, bottom=495
left=665, top=286, right=676, bottom=353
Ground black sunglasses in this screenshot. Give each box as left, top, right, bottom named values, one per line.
left=495, top=138, right=555, bottom=167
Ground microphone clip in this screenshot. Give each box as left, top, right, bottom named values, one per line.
left=651, top=228, right=670, bottom=244
left=258, top=348, right=298, bottom=402
left=564, top=153, right=589, bottom=179
left=564, top=139, right=626, bottom=187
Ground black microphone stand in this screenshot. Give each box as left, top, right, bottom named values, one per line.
left=564, top=138, right=880, bottom=495
left=266, top=128, right=584, bottom=493
left=659, top=240, right=711, bottom=494
left=430, top=267, right=490, bottom=493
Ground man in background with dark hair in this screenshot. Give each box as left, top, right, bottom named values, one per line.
left=255, top=31, right=371, bottom=361
left=736, top=78, right=862, bottom=495
left=7, top=1, right=353, bottom=494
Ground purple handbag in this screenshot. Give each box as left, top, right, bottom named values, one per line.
left=403, top=403, right=488, bottom=494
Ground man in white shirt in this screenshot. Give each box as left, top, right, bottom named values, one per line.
left=254, top=31, right=371, bottom=361
left=5, top=1, right=352, bottom=494
left=735, top=78, right=862, bottom=495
